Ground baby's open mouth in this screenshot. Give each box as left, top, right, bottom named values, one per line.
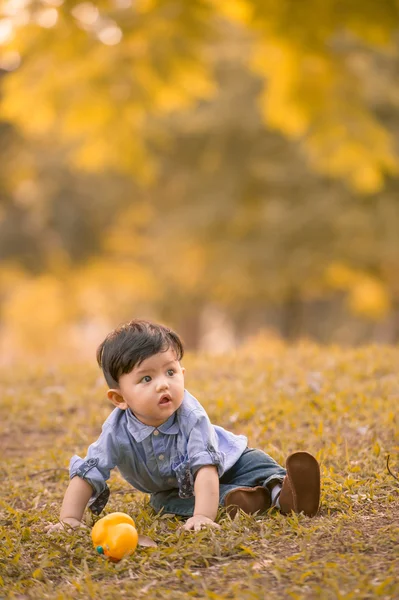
left=159, top=395, right=171, bottom=405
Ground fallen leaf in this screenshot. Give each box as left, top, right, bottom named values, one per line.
left=138, top=534, right=157, bottom=547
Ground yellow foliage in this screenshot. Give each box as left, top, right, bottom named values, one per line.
left=248, top=10, right=399, bottom=193
left=372, top=441, right=381, bottom=457
left=215, top=0, right=253, bottom=24
left=2, top=275, right=70, bottom=352
left=347, top=276, right=391, bottom=320
left=326, top=263, right=391, bottom=320
left=0, top=3, right=216, bottom=179
left=32, top=568, right=44, bottom=581
left=72, top=139, right=112, bottom=172
left=135, top=0, right=157, bottom=14
left=0, top=264, right=27, bottom=293
left=2, top=0, right=399, bottom=191
left=157, top=68, right=215, bottom=111
left=307, top=116, right=397, bottom=193
left=101, top=204, right=210, bottom=296
left=72, top=259, right=161, bottom=322
left=326, top=263, right=358, bottom=290
left=2, top=74, right=55, bottom=136
left=253, top=40, right=309, bottom=137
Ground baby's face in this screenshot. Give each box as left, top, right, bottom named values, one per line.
left=116, top=347, right=185, bottom=427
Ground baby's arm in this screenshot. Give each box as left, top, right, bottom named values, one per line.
left=183, top=465, right=221, bottom=531
left=46, top=476, right=94, bottom=532
left=60, top=476, right=94, bottom=525
left=46, top=423, right=119, bottom=533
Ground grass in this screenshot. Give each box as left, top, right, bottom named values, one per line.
left=1, top=339, right=399, bottom=599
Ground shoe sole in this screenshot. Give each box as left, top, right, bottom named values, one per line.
left=285, top=451, right=320, bottom=517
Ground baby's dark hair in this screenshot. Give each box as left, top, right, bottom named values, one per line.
left=96, top=319, right=184, bottom=388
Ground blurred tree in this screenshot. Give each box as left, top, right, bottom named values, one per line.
left=1, top=0, right=399, bottom=350
left=1, top=0, right=216, bottom=179
left=239, top=0, right=399, bottom=192
left=82, top=30, right=399, bottom=342
left=1, top=0, right=399, bottom=189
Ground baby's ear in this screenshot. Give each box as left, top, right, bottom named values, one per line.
left=181, top=365, right=186, bottom=375
left=107, top=389, right=128, bottom=410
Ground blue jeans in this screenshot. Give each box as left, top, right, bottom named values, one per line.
left=149, top=448, right=287, bottom=517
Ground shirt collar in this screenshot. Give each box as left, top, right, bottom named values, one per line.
left=126, top=409, right=179, bottom=442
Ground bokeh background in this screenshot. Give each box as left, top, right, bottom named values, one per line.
left=1, top=0, right=399, bottom=362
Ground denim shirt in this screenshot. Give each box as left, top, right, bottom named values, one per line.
left=69, top=390, right=247, bottom=514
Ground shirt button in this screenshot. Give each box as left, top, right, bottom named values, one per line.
left=153, top=430, right=159, bottom=436
left=158, top=454, right=164, bottom=461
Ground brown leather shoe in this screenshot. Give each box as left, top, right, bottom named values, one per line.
left=279, top=451, right=320, bottom=517
left=224, top=486, right=271, bottom=518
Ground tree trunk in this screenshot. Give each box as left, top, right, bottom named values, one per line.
left=281, top=289, right=303, bottom=341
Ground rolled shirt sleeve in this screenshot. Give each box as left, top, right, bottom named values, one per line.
left=69, top=423, right=120, bottom=514
left=173, top=410, right=226, bottom=499
left=188, top=412, right=225, bottom=477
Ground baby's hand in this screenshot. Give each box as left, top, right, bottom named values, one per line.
left=182, top=515, right=221, bottom=531
left=45, top=518, right=88, bottom=534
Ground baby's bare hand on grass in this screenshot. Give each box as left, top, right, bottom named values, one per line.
left=45, top=518, right=88, bottom=534
left=181, top=515, right=221, bottom=531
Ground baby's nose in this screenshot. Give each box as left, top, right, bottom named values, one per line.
left=156, top=378, right=169, bottom=390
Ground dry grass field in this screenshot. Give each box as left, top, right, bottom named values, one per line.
left=1, top=340, right=399, bottom=599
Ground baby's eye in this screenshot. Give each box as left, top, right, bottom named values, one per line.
left=141, top=375, right=152, bottom=383
left=167, top=369, right=175, bottom=376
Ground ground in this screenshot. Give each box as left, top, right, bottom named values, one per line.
left=1, top=340, right=399, bottom=599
